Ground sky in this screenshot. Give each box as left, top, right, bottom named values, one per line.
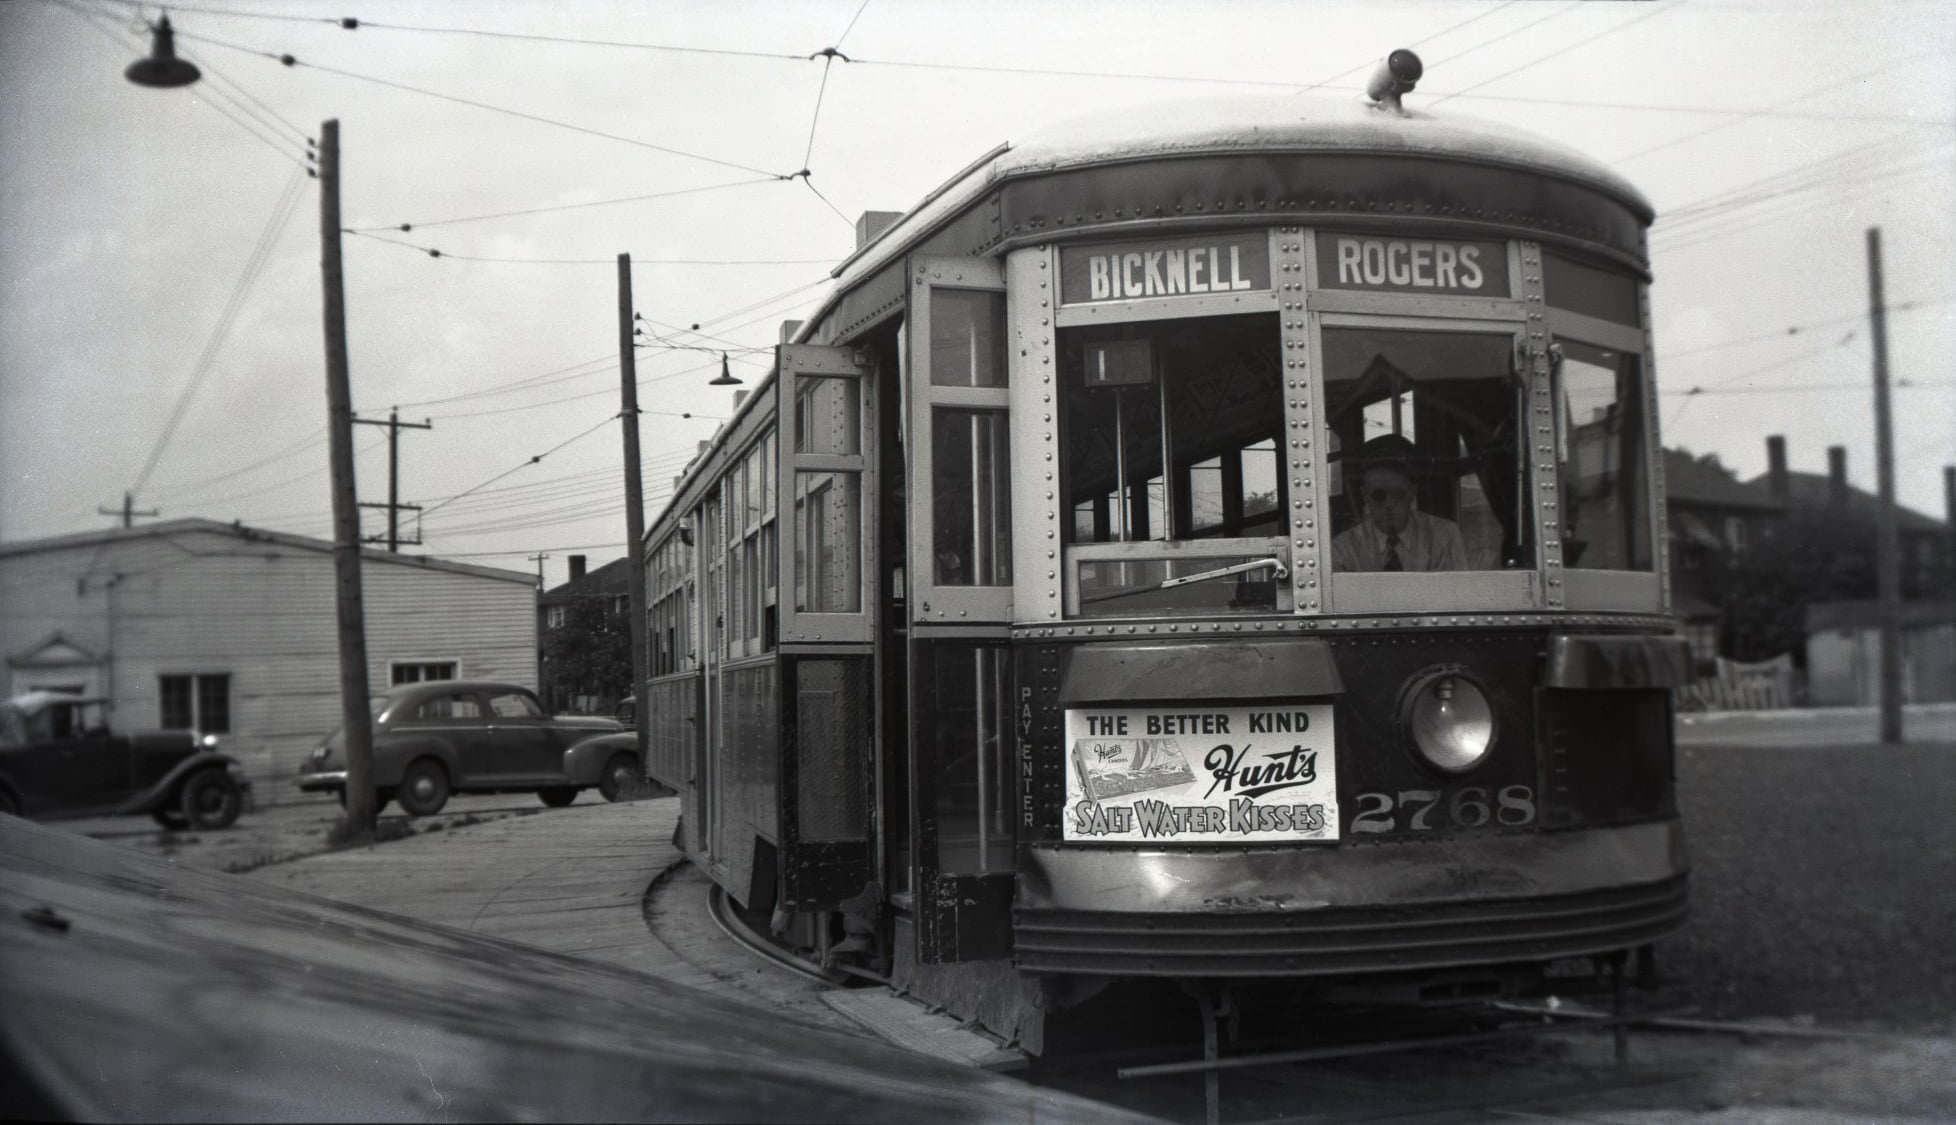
left=1, top=0, right=1951, bottom=589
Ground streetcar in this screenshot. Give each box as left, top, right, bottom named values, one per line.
left=641, top=50, right=1689, bottom=1055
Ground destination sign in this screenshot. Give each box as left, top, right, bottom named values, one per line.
left=1060, top=233, right=1270, bottom=305
left=1316, top=235, right=1510, bottom=296
left=1062, top=703, right=1338, bottom=844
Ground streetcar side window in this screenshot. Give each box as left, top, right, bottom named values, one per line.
left=1554, top=340, right=1653, bottom=571
left=1323, top=327, right=1530, bottom=574
left=931, top=408, right=1011, bottom=586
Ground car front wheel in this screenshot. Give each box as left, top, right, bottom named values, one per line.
left=180, top=770, right=243, bottom=830
left=397, top=759, right=450, bottom=817
left=538, top=788, right=578, bottom=808
left=598, top=753, right=640, bottom=803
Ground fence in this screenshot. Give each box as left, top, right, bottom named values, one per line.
left=1678, top=653, right=1798, bottom=712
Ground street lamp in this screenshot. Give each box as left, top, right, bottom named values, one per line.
left=124, top=14, right=201, bottom=89
left=709, top=352, right=742, bottom=386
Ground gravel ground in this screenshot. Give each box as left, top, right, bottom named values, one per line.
left=1661, top=739, right=1956, bottom=1033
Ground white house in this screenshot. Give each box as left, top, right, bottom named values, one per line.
left=0, top=519, right=537, bottom=803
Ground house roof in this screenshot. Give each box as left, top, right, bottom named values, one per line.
left=0, top=518, right=535, bottom=587
left=1663, top=449, right=1784, bottom=513
left=541, top=557, right=630, bottom=605
left=1745, top=471, right=1947, bottom=534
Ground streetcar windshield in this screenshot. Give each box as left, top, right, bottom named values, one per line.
left=1060, top=312, right=1287, bottom=616
left=1323, top=327, right=1530, bottom=575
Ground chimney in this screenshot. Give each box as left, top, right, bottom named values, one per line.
left=779, top=319, right=804, bottom=344
left=1766, top=435, right=1789, bottom=500
left=569, top=554, right=587, bottom=581
left=697, top=439, right=710, bottom=456
left=732, top=389, right=749, bottom=410
left=854, top=210, right=901, bottom=251
left=1827, top=446, right=1848, bottom=509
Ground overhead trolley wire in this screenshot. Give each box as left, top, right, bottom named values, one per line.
left=418, top=413, right=624, bottom=518
left=130, top=166, right=311, bottom=495
left=49, top=0, right=311, bottom=169
left=169, top=27, right=793, bottom=179
left=1292, top=0, right=1523, bottom=95
left=343, top=230, right=839, bottom=266
left=1428, top=0, right=1678, bottom=108
left=346, top=177, right=781, bottom=234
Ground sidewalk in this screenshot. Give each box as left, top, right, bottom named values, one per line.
left=246, top=796, right=858, bottom=1032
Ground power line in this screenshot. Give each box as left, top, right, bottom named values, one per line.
left=1660, top=380, right=1953, bottom=396
left=170, top=27, right=793, bottom=178
left=148, top=428, right=328, bottom=499
left=1613, top=47, right=1948, bottom=164
left=1661, top=298, right=1950, bottom=363
left=131, top=166, right=311, bottom=495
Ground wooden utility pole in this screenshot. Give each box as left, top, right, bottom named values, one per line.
left=618, top=254, right=651, bottom=769
left=354, top=408, right=432, bottom=551
left=97, top=492, right=158, bottom=528
left=1867, top=227, right=1903, bottom=745
left=320, top=119, right=378, bottom=834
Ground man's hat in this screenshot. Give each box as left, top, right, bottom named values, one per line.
left=1356, top=433, right=1418, bottom=480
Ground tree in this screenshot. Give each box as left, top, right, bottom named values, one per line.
left=1716, top=508, right=1878, bottom=663
left=540, top=599, right=633, bottom=712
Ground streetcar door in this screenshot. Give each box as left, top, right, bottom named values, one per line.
left=907, top=257, right=1016, bottom=963
left=699, top=493, right=725, bottom=865
left=775, top=343, right=877, bottom=909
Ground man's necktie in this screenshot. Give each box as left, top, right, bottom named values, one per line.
left=1384, top=533, right=1403, bottom=572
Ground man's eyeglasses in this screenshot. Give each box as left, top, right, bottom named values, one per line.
left=1365, top=486, right=1413, bottom=505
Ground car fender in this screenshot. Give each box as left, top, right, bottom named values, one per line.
left=114, top=752, right=238, bottom=815
left=561, top=733, right=633, bottom=786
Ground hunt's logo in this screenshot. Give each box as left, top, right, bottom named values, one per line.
left=1202, top=744, right=1319, bottom=800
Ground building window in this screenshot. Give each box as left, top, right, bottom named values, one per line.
left=391, top=661, right=457, bottom=685
left=1685, top=623, right=1719, bottom=665
left=159, top=673, right=230, bottom=733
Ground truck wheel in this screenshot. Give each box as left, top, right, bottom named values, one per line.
left=599, top=753, right=640, bottom=803
left=538, top=788, right=578, bottom=808
left=396, top=759, right=449, bottom=817
left=180, top=770, right=243, bottom=830
left=152, top=807, right=190, bottom=830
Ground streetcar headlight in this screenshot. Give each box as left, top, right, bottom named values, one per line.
left=1406, top=672, right=1494, bottom=773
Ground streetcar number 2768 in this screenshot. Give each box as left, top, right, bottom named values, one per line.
left=1350, top=785, right=1536, bottom=833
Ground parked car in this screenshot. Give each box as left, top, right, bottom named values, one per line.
left=0, top=692, right=248, bottom=829
left=294, top=681, right=627, bottom=816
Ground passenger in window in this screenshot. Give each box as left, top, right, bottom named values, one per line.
left=1332, top=435, right=1468, bottom=573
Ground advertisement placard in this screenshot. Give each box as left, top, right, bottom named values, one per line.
left=1062, top=703, right=1338, bottom=843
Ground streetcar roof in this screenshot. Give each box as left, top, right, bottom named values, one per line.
left=823, top=93, right=1649, bottom=320
left=998, top=95, right=1650, bottom=216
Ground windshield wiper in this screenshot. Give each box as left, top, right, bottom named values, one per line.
left=1158, top=556, right=1289, bottom=590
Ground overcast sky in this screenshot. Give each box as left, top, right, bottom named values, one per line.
left=2, top=0, right=1950, bottom=587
